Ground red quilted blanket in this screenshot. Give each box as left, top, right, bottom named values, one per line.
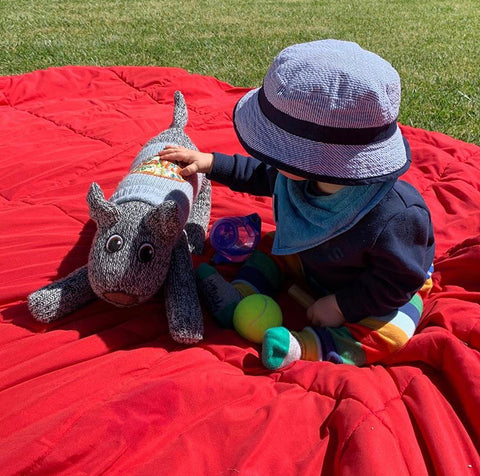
left=1, top=66, right=479, bottom=475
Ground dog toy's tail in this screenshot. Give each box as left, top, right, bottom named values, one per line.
left=170, top=91, right=188, bottom=130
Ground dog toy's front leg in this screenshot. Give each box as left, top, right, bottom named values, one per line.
left=28, top=265, right=96, bottom=323
left=164, top=232, right=204, bottom=344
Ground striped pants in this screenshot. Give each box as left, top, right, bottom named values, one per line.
left=311, top=290, right=427, bottom=365
left=286, top=264, right=434, bottom=365
left=284, top=262, right=434, bottom=365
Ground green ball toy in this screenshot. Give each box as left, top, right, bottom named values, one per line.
left=233, top=294, right=283, bottom=343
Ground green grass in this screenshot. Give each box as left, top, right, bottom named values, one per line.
left=1, top=0, right=479, bottom=143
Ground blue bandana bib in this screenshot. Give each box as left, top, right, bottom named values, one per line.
left=272, top=174, right=395, bottom=255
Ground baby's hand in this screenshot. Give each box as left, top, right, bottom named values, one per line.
left=158, top=145, right=214, bottom=177
left=306, top=294, right=346, bottom=327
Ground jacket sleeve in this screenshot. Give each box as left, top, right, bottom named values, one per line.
left=335, top=205, right=435, bottom=322
left=207, top=152, right=278, bottom=197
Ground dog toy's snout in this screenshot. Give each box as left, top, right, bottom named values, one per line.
left=103, top=292, right=139, bottom=307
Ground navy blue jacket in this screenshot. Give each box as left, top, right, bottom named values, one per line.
left=209, top=153, right=435, bottom=322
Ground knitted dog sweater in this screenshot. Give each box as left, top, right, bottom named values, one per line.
left=111, top=141, right=203, bottom=226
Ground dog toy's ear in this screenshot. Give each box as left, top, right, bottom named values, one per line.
left=87, top=183, right=120, bottom=228
left=143, top=200, right=181, bottom=239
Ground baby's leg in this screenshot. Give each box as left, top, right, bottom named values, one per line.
left=262, top=293, right=424, bottom=369
left=337, top=293, right=424, bottom=364
left=196, top=250, right=283, bottom=328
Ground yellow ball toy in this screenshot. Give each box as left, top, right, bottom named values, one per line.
left=233, top=294, right=283, bottom=343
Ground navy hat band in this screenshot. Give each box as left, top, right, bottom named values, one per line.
left=258, top=86, right=398, bottom=146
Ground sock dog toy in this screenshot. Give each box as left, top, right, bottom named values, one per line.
left=28, top=91, right=211, bottom=344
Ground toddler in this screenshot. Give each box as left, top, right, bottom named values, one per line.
left=160, top=39, right=435, bottom=369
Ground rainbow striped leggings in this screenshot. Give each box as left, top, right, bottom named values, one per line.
left=311, top=291, right=427, bottom=365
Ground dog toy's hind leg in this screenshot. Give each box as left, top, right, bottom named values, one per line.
left=185, top=177, right=211, bottom=255
left=28, top=265, right=96, bottom=323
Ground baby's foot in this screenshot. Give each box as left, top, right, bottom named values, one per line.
left=262, top=326, right=323, bottom=370
left=262, top=327, right=302, bottom=370
left=196, top=263, right=242, bottom=328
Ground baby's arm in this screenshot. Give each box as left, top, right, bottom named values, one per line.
left=161, top=146, right=278, bottom=196
left=307, top=294, right=346, bottom=327
left=289, top=285, right=345, bottom=327
left=159, top=146, right=214, bottom=176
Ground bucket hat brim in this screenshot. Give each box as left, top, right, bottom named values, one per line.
left=233, top=87, right=411, bottom=185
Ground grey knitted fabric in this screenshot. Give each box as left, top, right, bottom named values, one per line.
left=164, top=231, right=203, bottom=343
left=27, top=265, right=96, bottom=323
left=28, top=91, right=211, bottom=344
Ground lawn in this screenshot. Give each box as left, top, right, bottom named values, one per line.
left=1, top=0, right=478, bottom=144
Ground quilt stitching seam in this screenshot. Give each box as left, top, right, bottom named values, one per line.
left=339, top=374, right=419, bottom=474
left=107, top=67, right=228, bottom=120
left=0, top=143, right=139, bottom=203
left=2, top=100, right=116, bottom=147
left=108, top=68, right=166, bottom=106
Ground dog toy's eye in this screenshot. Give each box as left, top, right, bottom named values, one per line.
left=106, top=234, right=124, bottom=253
left=138, top=243, right=155, bottom=263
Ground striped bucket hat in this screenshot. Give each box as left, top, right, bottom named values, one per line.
left=233, top=39, right=411, bottom=185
